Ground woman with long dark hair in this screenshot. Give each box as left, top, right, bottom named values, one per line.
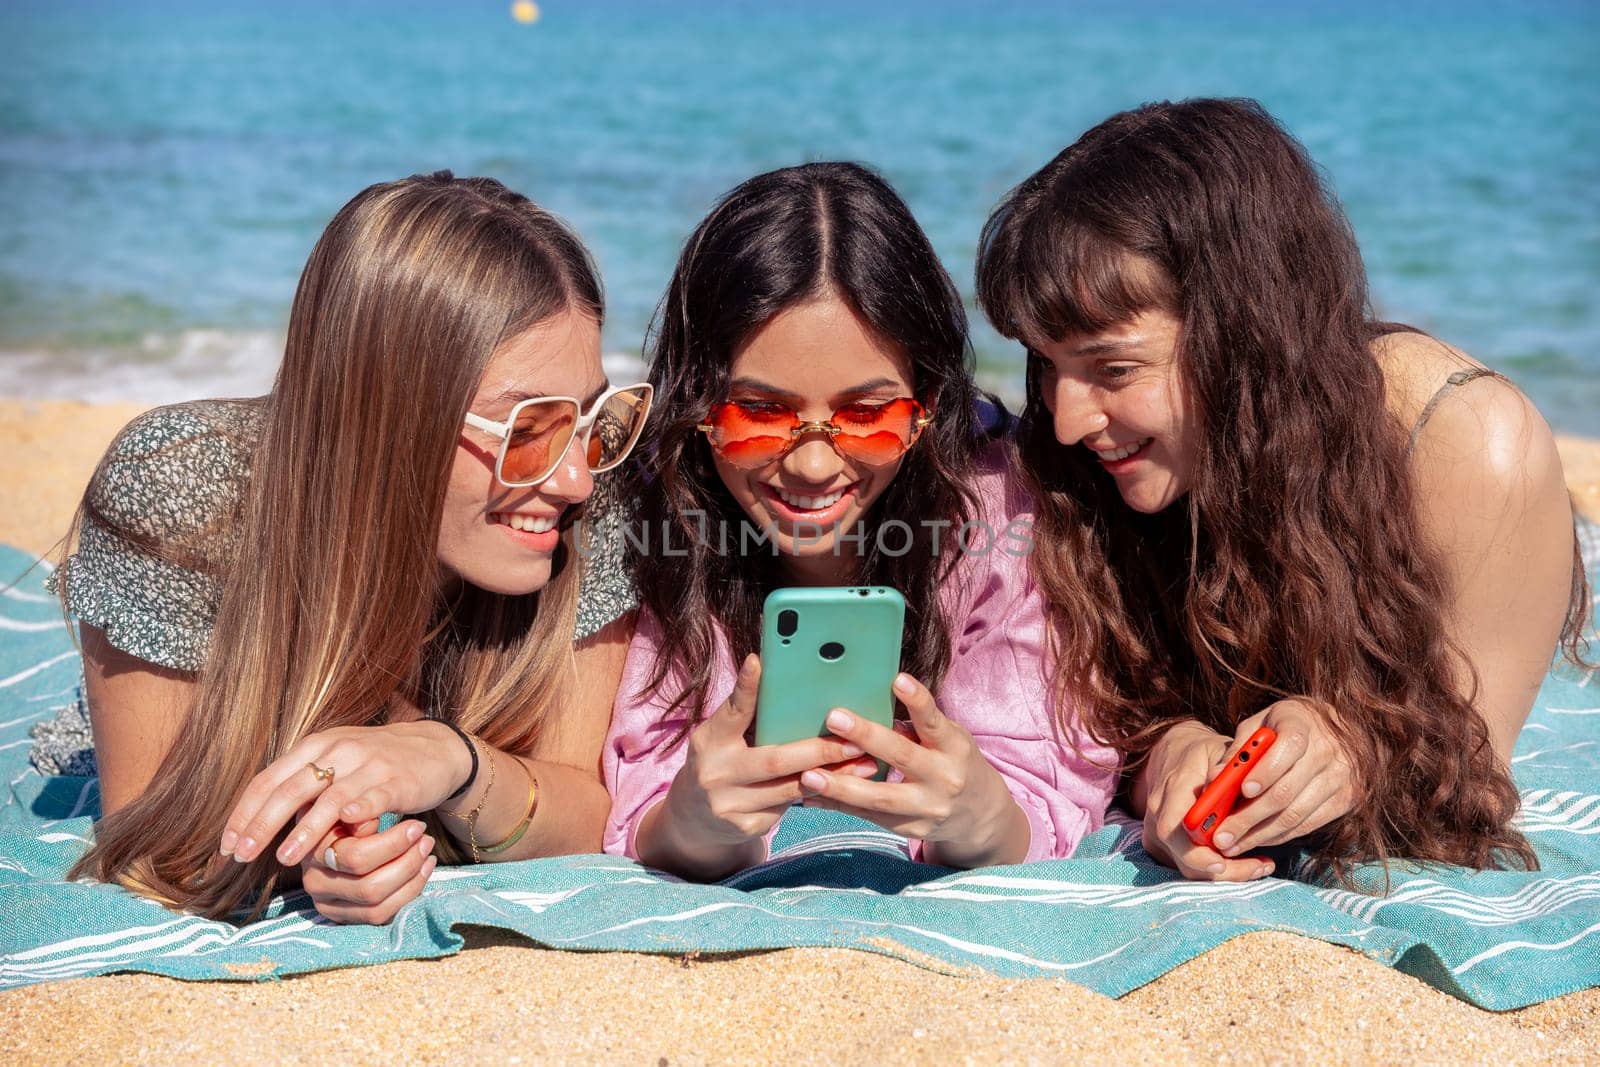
left=602, top=162, right=1116, bottom=880
left=977, top=98, right=1589, bottom=885
left=48, top=172, right=651, bottom=921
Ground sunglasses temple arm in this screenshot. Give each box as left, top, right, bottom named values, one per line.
left=463, top=411, right=509, bottom=439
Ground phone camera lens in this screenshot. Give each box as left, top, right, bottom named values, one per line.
left=1238, top=751, right=1250, bottom=762
left=776, top=609, right=799, bottom=638
left=819, top=641, right=845, bottom=661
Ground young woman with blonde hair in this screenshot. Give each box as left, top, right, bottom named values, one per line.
left=47, top=172, right=651, bottom=921
left=976, top=98, right=1589, bottom=885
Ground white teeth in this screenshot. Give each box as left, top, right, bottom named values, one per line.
left=494, top=513, right=557, bottom=533
left=1095, top=438, right=1152, bottom=462
left=776, top=487, right=846, bottom=511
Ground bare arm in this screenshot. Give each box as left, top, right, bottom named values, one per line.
left=1129, top=345, right=1575, bottom=881
left=432, top=612, right=633, bottom=858
left=80, top=623, right=196, bottom=816
left=1409, top=374, right=1575, bottom=760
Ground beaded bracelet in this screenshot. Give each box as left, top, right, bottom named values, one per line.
left=437, top=719, right=480, bottom=805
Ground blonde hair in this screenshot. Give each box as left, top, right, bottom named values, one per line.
left=67, top=173, right=603, bottom=917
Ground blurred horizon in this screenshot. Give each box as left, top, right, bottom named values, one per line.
left=2, top=0, right=1596, bottom=428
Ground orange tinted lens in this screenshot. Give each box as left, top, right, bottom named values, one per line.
left=501, top=399, right=578, bottom=483
left=588, top=387, right=650, bottom=471
left=706, top=402, right=797, bottom=467
left=831, top=398, right=920, bottom=465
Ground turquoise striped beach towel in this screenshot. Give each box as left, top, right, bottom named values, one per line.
left=3, top=537, right=1598, bottom=1006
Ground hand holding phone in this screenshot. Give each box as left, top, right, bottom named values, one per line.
left=1183, top=726, right=1278, bottom=847
left=638, top=653, right=876, bottom=881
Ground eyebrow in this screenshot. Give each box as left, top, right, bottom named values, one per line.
left=1069, top=338, right=1144, bottom=357
left=729, top=376, right=904, bottom=403
left=493, top=380, right=611, bottom=409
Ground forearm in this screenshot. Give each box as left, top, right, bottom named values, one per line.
left=634, top=798, right=766, bottom=881
left=434, top=746, right=611, bottom=861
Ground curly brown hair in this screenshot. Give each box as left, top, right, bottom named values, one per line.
left=976, top=98, right=1591, bottom=885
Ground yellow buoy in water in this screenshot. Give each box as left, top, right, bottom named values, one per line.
left=510, top=1, right=539, bottom=24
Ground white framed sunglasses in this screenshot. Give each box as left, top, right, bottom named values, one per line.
left=463, top=382, right=653, bottom=488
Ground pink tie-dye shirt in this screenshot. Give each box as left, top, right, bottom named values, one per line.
left=601, top=445, right=1119, bottom=865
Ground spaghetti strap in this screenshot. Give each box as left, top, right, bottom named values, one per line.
left=1407, top=368, right=1502, bottom=454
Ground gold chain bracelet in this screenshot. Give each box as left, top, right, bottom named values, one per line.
left=479, top=760, right=539, bottom=856
left=439, top=742, right=496, bottom=862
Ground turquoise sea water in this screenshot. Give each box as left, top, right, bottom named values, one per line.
left=1, top=1, right=1596, bottom=429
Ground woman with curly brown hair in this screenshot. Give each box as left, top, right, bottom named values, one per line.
left=976, top=97, right=1590, bottom=885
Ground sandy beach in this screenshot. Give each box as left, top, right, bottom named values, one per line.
left=2, top=397, right=1597, bottom=1064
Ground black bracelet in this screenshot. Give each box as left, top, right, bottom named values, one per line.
left=437, top=718, right=480, bottom=804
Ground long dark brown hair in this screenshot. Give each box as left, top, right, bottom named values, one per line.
left=66, top=172, right=603, bottom=917
left=628, top=162, right=993, bottom=730
left=976, top=98, right=1591, bottom=884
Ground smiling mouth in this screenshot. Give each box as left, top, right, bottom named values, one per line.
left=762, top=482, right=859, bottom=521
left=490, top=511, right=560, bottom=533
left=772, top=485, right=851, bottom=511
left=1091, top=438, right=1154, bottom=464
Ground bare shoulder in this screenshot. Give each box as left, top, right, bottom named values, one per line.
left=1372, top=331, right=1485, bottom=424
left=1376, top=335, right=1561, bottom=483
left=1373, top=332, right=1563, bottom=498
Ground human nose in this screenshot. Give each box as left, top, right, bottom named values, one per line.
left=537, top=431, right=595, bottom=504
left=1048, top=376, right=1109, bottom=447
left=780, top=429, right=845, bottom=484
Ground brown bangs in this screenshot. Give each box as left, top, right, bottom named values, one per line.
left=978, top=198, right=1175, bottom=353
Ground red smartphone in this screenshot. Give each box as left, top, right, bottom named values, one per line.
left=1183, top=726, right=1277, bottom=847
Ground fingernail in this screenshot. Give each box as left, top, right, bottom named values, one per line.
left=422, top=855, right=438, bottom=878
left=406, top=822, right=425, bottom=843
left=322, top=847, right=340, bottom=872
left=341, top=803, right=361, bottom=819
left=1241, top=781, right=1262, bottom=798
left=277, top=832, right=306, bottom=865
left=851, top=762, right=878, bottom=778
left=801, top=770, right=827, bottom=793
left=419, top=835, right=435, bottom=859
left=826, top=709, right=853, bottom=732
left=893, top=673, right=915, bottom=696
left=219, top=830, right=237, bottom=856
left=1258, top=862, right=1275, bottom=878
left=1213, top=831, right=1235, bottom=850
left=740, top=654, right=758, bottom=677
left=1207, top=862, right=1225, bottom=875
left=840, top=742, right=864, bottom=758
left=234, top=836, right=257, bottom=863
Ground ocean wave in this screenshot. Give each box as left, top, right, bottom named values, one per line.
left=0, top=330, right=283, bottom=405
left=0, top=332, right=651, bottom=407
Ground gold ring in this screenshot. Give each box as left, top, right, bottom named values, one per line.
left=307, top=761, right=335, bottom=783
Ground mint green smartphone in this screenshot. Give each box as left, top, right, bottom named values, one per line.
left=754, top=586, right=906, bottom=748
